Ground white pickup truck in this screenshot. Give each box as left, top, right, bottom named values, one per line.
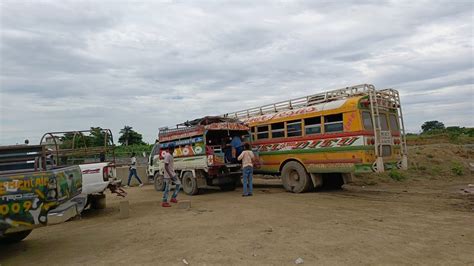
left=79, top=162, right=121, bottom=209
left=41, top=129, right=126, bottom=210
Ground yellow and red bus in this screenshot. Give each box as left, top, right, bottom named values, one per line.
left=223, top=84, right=408, bottom=193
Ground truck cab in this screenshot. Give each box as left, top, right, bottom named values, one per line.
left=148, top=116, right=251, bottom=195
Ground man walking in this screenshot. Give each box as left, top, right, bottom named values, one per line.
left=125, top=152, right=144, bottom=188
left=162, top=143, right=181, bottom=207
left=238, top=143, right=255, bottom=197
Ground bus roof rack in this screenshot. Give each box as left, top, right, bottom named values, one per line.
left=222, top=84, right=399, bottom=119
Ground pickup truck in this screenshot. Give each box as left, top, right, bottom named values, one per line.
left=0, top=145, right=86, bottom=243
left=40, top=129, right=126, bottom=210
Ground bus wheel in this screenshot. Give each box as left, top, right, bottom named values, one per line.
left=182, top=172, right=199, bottom=195
left=281, top=161, right=312, bottom=193
left=154, top=173, right=165, bottom=191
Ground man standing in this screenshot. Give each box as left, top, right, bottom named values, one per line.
left=125, top=152, right=144, bottom=188
left=162, top=143, right=181, bottom=207
left=237, top=143, right=255, bottom=197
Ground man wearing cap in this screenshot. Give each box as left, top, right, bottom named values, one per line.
left=162, top=143, right=181, bottom=207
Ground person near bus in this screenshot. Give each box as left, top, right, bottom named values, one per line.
left=125, top=152, right=144, bottom=188
left=162, top=143, right=182, bottom=207
left=230, top=135, right=244, bottom=163
left=237, top=143, right=255, bottom=197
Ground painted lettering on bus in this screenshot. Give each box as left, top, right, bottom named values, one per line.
left=256, top=136, right=362, bottom=152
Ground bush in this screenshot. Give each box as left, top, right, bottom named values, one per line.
left=389, top=169, right=406, bottom=181
left=451, top=162, right=464, bottom=176
left=426, top=154, right=434, bottom=159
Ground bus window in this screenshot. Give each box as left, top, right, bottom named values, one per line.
left=389, top=114, right=399, bottom=131
left=257, top=125, right=269, bottom=139
left=304, top=117, right=321, bottom=135
left=362, top=112, right=373, bottom=130
left=271, top=122, right=285, bottom=138
left=382, top=145, right=391, bottom=157
left=287, top=120, right=302, bottom=137
left=324, top=114, right=343, bottom=133
left=251, top=127, right=257, bottom=141
left=379, top=114, right=389, bottom=131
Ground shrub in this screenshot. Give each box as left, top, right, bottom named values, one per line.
left=426, top=154, right=434, bottom=159
left=451, top=162, right=464, bottom=176
left=389, top=169, right=406, bottom=181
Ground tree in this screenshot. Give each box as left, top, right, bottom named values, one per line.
left=88, top=127, right=107, bottom=147
left=119, top=126, right=146, bottom=146
left=421, top=120, right=445, bottom=133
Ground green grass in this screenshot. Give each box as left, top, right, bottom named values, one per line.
left=451, top=162, right=464, bottom=176
left=389, top=169, right=406, bottom=181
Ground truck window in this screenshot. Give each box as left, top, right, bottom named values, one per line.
left=324, top=113, right=343, bottom=133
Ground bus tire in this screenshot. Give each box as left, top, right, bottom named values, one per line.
left=182, top=172, right=199, bottom=195
left=281, top=161, right=312, bottom=193
left=0, top=230, right=32, bottom=244
left=154, top=172, right=165, bottom=191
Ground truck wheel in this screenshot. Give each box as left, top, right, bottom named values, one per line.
left=219, top=182, right=236, bottom=191
left=0, top=230, right=32, bottom=244
left=281, top=161, right=312, bottom=193
left=154, top=172, right=165, bottom=191
left=90, top=194, right=106, bottom=209
left=182, top=172, right=199, bottom=195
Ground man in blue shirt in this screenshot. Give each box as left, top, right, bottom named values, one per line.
left=230, top=135, right=243, bottom=163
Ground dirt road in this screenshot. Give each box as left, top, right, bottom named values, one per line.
left=1, top=178, right=473, bottom=265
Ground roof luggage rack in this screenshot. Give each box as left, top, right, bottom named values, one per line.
left=222, top=84, right=378, bottom=119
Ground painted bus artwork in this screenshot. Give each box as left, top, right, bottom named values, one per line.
left=223, top=84, right=408, bottom=193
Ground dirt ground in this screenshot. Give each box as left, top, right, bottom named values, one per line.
left=1, top=175, right=473, bottom=265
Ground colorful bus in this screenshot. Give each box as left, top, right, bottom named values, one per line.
left=148, top=116, right=251, bottom=195
left=223, top=84, right=408, bottom=193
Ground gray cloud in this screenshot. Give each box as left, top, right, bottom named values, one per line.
left=0, top=0, right=473, bottom=144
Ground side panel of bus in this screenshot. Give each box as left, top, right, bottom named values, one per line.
left=250, top=101, right=403, bottom=176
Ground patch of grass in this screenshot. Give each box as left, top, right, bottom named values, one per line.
left=451, top=162, right=464, bottom=176
left=389, top=169, right=406, bottom=181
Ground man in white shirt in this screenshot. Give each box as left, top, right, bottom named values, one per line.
left=237, top=143, right=255, bottom=197
left=125, top=152, right=143, bottom=188
left=162, top=143, right=181, bottom=207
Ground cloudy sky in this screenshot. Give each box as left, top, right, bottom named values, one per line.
left=0, top=0, right=473, bottom=145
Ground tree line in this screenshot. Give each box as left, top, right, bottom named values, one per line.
left=60, top=126, right=147, bottom=149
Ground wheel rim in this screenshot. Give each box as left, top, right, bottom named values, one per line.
left=184, top=177, right=193, bottom=193
left=288, top=169, right=300, bottom=186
